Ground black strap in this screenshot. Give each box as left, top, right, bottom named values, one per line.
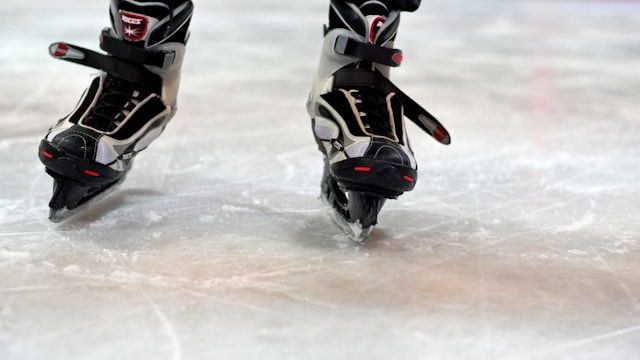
left=49, top=42, right=162, bottom=89
left=334, top=0, right=421, bottom=12
left=100, top=29, right=175, bottom=69
left=333, top=69, right=451, bottom=145
left=334, top=35, right=403, bottom=67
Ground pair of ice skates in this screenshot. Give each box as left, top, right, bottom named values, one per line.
left=39, top=0, right=450, bottom=243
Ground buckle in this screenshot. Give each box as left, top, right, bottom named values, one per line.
left=162, top=51, right=176, bottom=69
left=335, top=35, right=350, bottom=55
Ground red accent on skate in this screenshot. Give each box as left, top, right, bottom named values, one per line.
left=53, top=43, right=69, bottom=57
left=369, top=16, right=387, bottom=43
left=354, top=166, right=372, bottom=173
left=434, top=126, right=449, bottom=143
left=392, top=52, right=404, bottom=65
left=84, top=170, right=101, bottom=177
left=403, top=175, right=415, bottom=183
left=42, top=151, right=54, bottom=159
left=120, top=11, right=150, bottom=42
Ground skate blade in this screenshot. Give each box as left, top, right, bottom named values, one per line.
left=327, top=206, right=374, bottom=243
left=321, top=196, right=374, bottom=244
left=48, top=178, right=125, bottom=224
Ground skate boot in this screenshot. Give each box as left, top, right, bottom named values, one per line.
left=38, top=0, right=193, bottom=222
left=308, top=0, right=451, bottom=242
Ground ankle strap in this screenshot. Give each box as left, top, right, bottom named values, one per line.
left=334, top=35, right=403, bottom=67
left=333, top=0, right=421, bottom=12
left=100, top=29, right=176, bottom=70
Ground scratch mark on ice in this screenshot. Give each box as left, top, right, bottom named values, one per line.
left=592, top=247, right=640, bottom=316
left=395, top=171, right=597, bottom=240
left=144, top=293, right=182, bottom=360
left=509, top=324, right=640, bottom=360
left=6, top=70, right=55, bottom=123
left=557, top=211, right=595, bottom=232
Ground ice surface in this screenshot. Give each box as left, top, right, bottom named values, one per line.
left=1, top=0, right=639, bottom=359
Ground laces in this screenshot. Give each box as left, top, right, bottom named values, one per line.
left=83, top=76, right=139, bottom=132
left=350, top=87, right=394, bottom=137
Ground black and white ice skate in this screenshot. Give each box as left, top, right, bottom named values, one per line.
left=308, top=0, right=451, bottom=242
left=39, top=0, right=193, bottom=222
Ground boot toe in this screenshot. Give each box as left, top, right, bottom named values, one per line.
left=48, top=127, right=99, bottom=161
left=364, top=140, right=411, bottom=167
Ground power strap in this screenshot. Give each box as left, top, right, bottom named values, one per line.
left=333, top=69, right=451, bottom=145
left=49, top=42, right=162, bottom=90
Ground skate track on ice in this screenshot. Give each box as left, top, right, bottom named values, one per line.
left=0, top=0, right=639, bottom=359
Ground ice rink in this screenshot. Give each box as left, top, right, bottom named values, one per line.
left=1, top=0, right=639, bottom=359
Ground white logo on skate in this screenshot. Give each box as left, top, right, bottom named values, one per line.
left=122, top=14, right=144, bottom=25
left=119, top=11, right=149, bottom=42
left=123, top=26, right=142, bottom=38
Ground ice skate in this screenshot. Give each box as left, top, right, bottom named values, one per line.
left=308, top=0, right=451, bottom=242
left=39, top=0, right=194, bottom=222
